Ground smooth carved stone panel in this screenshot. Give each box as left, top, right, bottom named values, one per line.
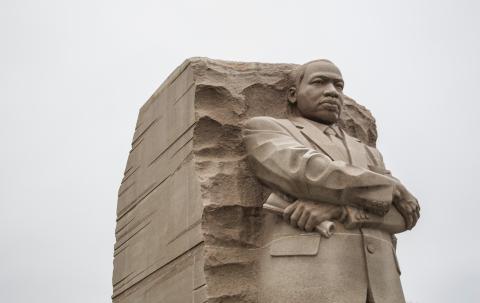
left=112, top=58, right=377, bottom=303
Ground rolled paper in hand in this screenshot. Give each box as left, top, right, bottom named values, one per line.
left=263, top=192, right=336, bottom=238
left=316, top=221, right=335, bottom=238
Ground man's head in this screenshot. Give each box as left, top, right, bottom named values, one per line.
left=288, top=59, right=345, bottom=125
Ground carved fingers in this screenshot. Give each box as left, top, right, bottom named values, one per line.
left=395, top=197, right=420, bottom=230
left=407, top=198, right=421, bottom=229
left=305, top=215, right=318, bottom=232
left=283, top=200, right=300, bottom=223
left=392, top=182, right=420, bottom=230
left=284, top=201, right=312, bottom=230
left=283, top=200, right=339, bottom=232
left=297, top=209, right=311, bottom=231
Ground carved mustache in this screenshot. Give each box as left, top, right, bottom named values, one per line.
left=318, top=98, right=341, bottom=110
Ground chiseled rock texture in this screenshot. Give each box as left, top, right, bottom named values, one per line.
left=112, top=57, right=378, bottom=303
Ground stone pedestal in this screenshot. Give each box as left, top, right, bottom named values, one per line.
left=112, top=58, right=377, bottom=303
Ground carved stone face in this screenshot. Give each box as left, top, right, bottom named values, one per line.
left=290, top=61, right=345, bottom=125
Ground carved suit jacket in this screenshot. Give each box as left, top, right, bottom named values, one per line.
left=243, top=115, right=407, bottom=303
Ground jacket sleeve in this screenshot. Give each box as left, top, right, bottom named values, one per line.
left=243, top=116, right=397, bottom=215
left=363, top=145, right=417, bottom=232
left=343, top=206, right=407, bottom=234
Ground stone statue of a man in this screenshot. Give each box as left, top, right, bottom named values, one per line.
left=243, top=59, right=420, bottom=303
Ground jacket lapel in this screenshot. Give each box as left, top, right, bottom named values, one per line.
left=341, top=129, right=369, bottom=168
left=289, top=116, right=346, bottom=161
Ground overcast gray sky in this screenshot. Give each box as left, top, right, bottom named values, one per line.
left=1, top=0, right=479, bottom=302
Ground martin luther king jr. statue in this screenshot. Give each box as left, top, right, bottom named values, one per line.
left=243, top=59, right=420, bottom=303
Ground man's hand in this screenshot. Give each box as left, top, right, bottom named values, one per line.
left=393, top=183, right=420, bottom=230
left=283, top=200, right=342, bottom=232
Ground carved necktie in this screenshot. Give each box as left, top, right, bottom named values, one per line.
left=324, top=126, right=349, bottom=161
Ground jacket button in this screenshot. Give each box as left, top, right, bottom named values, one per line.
left=367, top=244, right=375, bottom=254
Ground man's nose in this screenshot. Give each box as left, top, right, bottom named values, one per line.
left=323, top=82, right=339, bottom=97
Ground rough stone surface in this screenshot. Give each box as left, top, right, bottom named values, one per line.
left=112, top=57, right=378, bottom=303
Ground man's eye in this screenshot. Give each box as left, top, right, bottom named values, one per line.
left=311, top=79, right=324, bottom=84
left=335, top=83, right=344, bottom=90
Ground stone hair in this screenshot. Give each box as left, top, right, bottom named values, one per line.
left=291, top=59, right=334, bottom=88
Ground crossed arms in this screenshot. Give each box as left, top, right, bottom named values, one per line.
left=243, top=116, right=420, bottom=234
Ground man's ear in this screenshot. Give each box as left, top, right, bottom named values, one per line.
left=287, top=87, right=297, bottom=105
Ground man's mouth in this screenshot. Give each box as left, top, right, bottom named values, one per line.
left=318, top=99, right=340, bottom=111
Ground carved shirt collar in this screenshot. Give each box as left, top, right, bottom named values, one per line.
left=308, top=119, right=343, bottom=139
